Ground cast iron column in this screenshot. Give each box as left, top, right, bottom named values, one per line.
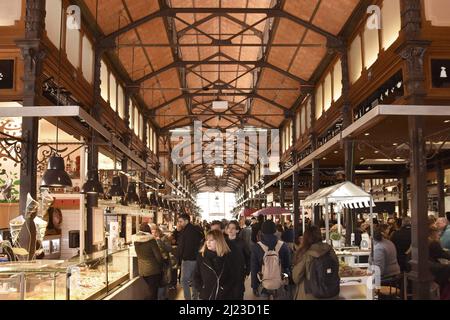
left=84, top=44, right=106, bottom=254
left=279, top=163, right=284, bottom=208
left=341, top=46, right=356, bottom=246
left=292, top=115, right=300, bottom=238
left=16, top=0, right=46, bottom=214
left=402, top=176, right=409, bottom=216
left=398, top=0, right=433, bottom=300
left=308, top=88, right=321, bottom=226
left=436, top=161, right=445, bottom=218
left=311, top=157, right=320, bottom=226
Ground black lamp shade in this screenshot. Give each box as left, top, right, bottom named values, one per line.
left=139, top=186, right=150, bottom=207
left=126, top=182, right=140, bottom=204
left=40, top=156, right=72, bottom=188
left=108, top=176, right=125, bottom=197
left=81, top=171, right=104, bottom=194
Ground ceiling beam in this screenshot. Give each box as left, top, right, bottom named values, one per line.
left=222, top=13, right=264, bottom=39
left=134, top=59, right=309, bottom=85
left=148, top=92, right=289, bottom=114
left=177, top=13, right=218, bottom=37
left=102, top=7, right=339, bottom=42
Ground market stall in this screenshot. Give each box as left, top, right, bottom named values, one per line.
left=302, top=181, right=376, bottom=300
left=302, top=181, right=375, bottom=245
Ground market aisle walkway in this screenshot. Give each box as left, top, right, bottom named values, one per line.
left=169, top=276, right=266, bottom=300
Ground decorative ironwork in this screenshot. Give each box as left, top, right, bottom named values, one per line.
left=36, top=143, right=84, bottom=177
left=353, top=70, right=404, bottom=121
left=0, top=118, right=24, bottom=164
left=354, top=139, right=410, bottom=165
left=317, top=119, right=343, bottom=147
left=42, top=77, right=80, bottom=107
left=424, top=126, right=450, bottom=161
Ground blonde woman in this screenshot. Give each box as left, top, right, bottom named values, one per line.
left=193, top=230, right=239, bottom=300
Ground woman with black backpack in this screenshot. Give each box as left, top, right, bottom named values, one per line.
left=292, top=225, right=340, bottom=300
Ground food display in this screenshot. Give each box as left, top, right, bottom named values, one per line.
left=339, top=260, right=367, bottom=278
left=0, top=248, right=130, bottom=300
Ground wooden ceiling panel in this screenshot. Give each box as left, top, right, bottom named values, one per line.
left=124, top=0, right=160, bottom=22
left=267, top=47, right=298, bottom=71
left=142, top=92, right=164, bottom=109
left=283, top=0, right=320, bottom=21
left=117, top=46, right=149, bottom=81
left=160, top=99, right=187, bottom=115
left=289, top=31, right=327, bottom=80
left=220, top=47, right=243, bottom=61
left=273, top=19, right=305, bottom=44
left=85, top=0, right=127, bottom=35
left=143, top=47, right=175, bottom=71
left=312, top=0, right=360, bottom=35
left=186, top=73, right=204, bottom=89
left=136, top=19, right=170, bottom=44
left=234, top=72, right=254, bottom=89
left=251, top=100, right=284, bottom=116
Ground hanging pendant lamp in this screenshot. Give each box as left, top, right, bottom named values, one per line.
left=108, top=176, right=125, bottom=197
left=41, top=155, right=73, bottom=188
left=139, top=184, right=150, bottom=207
left=81, top=170, right=103, bottom=194
left=125, top=182, right=140, bottom=205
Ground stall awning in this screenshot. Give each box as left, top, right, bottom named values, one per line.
left=302, top=181, right=374, bottom=208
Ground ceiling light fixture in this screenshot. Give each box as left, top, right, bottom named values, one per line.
left=125, top=182, right=140, bottom=205
left=214, top=165, right=224, bottom=177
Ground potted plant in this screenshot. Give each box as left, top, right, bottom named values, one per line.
left=330, top=232, right=343, bottom=248
left=0, top=169, right=20, bottom=229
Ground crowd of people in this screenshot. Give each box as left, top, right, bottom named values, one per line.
left=363, top=212, right=450, bottom=299
left=132, top=211, right=450, bottom=300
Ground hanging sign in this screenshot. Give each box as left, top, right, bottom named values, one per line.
left=0, top=60, right=14, bottom=89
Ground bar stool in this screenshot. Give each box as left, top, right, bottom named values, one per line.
left=377, top=274, right=402, bottom=300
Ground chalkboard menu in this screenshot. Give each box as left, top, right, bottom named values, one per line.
left=0, top=60, right=14, bottom=89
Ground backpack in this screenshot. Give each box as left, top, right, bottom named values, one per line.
left=257, top=240, right=284, bottom=290
left=305, top=250, right=340, bottom=299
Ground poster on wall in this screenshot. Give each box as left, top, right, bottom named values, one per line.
left=431, top=59, right=450, bottom=88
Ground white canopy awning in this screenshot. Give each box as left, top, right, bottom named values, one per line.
left=302, top=181, right=374, bottom=208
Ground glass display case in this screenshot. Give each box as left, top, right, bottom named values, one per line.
left=0, top=248, right=130, bottom=300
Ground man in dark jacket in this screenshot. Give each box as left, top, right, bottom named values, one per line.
left=251, top=214, right=265, bottom=243
left=177, top=213, right=204, bottom=300
left=226, top=221, right=251, bottom=299
left=390, top=216, right=412, bottom=272
left=240, top=220, right=253, bottom=249
left=251, top=220, right=291, bottom=297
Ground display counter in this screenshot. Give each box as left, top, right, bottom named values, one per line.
left=0, top=248, right=130, bottom=300
left=337, top=249, right=374, bottom=300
